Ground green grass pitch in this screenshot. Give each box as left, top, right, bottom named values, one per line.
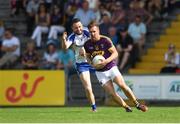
left=0, top=107, right=180, bottom=123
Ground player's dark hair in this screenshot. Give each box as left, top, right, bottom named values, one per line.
left=88, top=21, right=99, bottom=29
left=71, top=18, right=81, bottom=26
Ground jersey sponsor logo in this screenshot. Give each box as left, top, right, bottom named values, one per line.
left=92, top=51, right=104, bottom=57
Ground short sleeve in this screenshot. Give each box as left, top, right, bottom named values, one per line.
left=104, top=37, right=113, bottom=50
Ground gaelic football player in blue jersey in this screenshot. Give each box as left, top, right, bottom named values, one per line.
left=62, top=18, right=96, bottom=112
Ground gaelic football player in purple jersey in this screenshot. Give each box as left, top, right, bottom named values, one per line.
left=84, top=21, right=148, bottom=112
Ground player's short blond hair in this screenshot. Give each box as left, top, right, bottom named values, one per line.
left=88, top=21, right=99, bottom=30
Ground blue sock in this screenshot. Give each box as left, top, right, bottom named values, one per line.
left=91, top=104, right=96, bottom=111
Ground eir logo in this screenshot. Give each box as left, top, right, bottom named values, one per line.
left=5, top=73, right=44, bottom=103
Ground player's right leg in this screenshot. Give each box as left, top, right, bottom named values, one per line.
left=79, top=71, right=96, bottom=111
left=102, top=80, right=132, bottom=112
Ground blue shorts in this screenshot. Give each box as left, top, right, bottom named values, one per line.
left=75, top=62, right=95, bottom=74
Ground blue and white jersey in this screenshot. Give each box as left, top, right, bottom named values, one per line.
left=67, top=29, right=90, bottom=63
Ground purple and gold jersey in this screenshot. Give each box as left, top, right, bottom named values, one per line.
left=84, top=35, right=116, bottom=71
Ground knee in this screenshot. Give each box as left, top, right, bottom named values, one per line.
left=84, top=85, right=93, bottom=93
left=110, top=92, right=119, bottom=98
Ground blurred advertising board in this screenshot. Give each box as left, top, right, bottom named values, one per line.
left=161, top=76, right=180, bottom=100
left=113, top=75, right=180, bottom=100
left=0, top=71, right=65, bottom=106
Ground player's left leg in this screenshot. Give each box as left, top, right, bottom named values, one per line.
left=102, top=80, right=132, bottom=112
left=111, top=66, right=148, bottom=112
left=113, top=76, right=148, bottom=112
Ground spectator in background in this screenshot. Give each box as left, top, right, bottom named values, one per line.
left=0, top=28, right=20, bottom=69
left=10, top=0, right=17, bottom=17
left=93, top=2, right=101, bottom=24
left=15, top=0, right=26, bottom=15
left=111, top=1, right=126, bottom=30
left=146, top=0, right=162, bottom=19
left=108, top=26, right=118, bottom=46
left=57, top=48, right=76, bottom=75
left=130, top=0, right=145, bottom=9
left=22, top=41, right=39, bottom=69
left=99, top=13, right=112, bottom=36
left=0, top=20, right=5, bottom=58
left=160, top=0, right=177, bottom=18
left=160, top=43, right=179, bottom=73
left=120, top=0, right=132, bottom=8
left=74, top=0, right=95, bottom=27
left=87, top=0, right=100, bottom=10
left=87, top=0, right=101, bottom=24
left=103, top=0, right=116, bottom=12
left=64, top=2, right=78, bottom=33
left=44, top=0, right=53, bottom=11
left=52, top=0, right=64, bottom=7
left=128, top=0, right=153, bottom=25
left=26, top=0, right=40, bottom=36
left=99, top=4, right=111, bottom=24
left=128, top=15, right=146, bottom=60
left=116, top=26, right=134, bottom=71
left=41, top=42, right=58, bottom=69
left=10, top=0, right=27, bottom=17
left=36, top=0, right=46, bottom=4
left=0, top=20, right=5, bottom=41
left=31, top=3, right=50, bottom=48
left=48, top=5, right=65, bottom=40
left=65, top=0, right=82, bottom=7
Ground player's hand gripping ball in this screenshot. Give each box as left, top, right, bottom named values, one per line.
left=92, top=55, right=105, bottom=69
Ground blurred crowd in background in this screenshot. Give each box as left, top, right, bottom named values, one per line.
left=0, top=0, right=180, bottom=73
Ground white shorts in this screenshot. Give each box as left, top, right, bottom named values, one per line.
left=95, top=66, right=122, bottom=86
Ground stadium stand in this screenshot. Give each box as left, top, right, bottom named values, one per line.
left=0, top=1, right=179, bottom=72
left=129, top=13, right=180, bottom=74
